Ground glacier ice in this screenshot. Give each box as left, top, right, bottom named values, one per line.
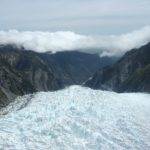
left=0, top=85, right=150, bottom=150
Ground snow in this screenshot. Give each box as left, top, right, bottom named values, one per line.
left=0, top=85, right=150, bottom=150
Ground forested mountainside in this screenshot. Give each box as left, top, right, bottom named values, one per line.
left=85, top=43, right=150, bottom=93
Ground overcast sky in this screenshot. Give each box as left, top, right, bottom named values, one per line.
left=0, top=0, right=150, bottom=35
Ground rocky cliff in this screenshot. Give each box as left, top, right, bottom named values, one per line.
left=85, top=43, right=150, bottom=93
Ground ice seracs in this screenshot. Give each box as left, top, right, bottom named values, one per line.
left=0, top=85, right=150, bottom=149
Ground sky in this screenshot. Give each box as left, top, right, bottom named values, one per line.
left=0, top=0, right=150, bottom=35
left=0, top=0, right=150, bottom=56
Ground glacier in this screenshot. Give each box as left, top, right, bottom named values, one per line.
left=0, top=85, right=150, bottom=150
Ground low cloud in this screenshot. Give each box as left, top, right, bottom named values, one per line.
left=0, top=26, right=150, bottom=56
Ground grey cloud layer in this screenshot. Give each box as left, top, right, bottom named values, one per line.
left=0, top=0, right=150, bottom=34
left=0, top=26, right=150, bottom=56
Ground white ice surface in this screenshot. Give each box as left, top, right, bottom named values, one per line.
left=0, top=86, right=150, bottom=150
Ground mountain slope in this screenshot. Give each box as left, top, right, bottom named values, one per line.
left=0, top=45, right=117, bottom=107
left=40, top=51, right=118, bottom=85
left=0, top=45, right=62, bottom=107
left=85, top=43, right=150, bottom=92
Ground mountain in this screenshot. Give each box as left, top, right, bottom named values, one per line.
left=0, top=45, right=62, bottom=107
left=40, top=51, right=118, bottom=85
left=85, top=43, right=150, bottom=93
left=0, top=44, right=117, bottom=107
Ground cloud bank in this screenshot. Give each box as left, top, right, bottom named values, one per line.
left=0, top=26, right=150, bottom=56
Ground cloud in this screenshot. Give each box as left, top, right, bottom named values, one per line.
left=0, top=0, right=150, bottom=34
left=0, top=26, right=150, bottom=56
